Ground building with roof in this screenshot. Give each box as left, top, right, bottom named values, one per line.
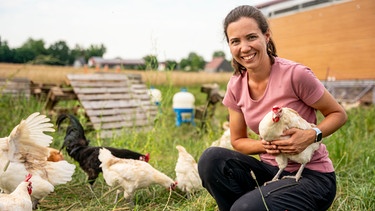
left=256, top=0, right=374, bottom=80
left=88, top=57, right=145, bottom=69
left=204, top=57, right=233, bottom=73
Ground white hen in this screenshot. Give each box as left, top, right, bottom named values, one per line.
left=0, top=112, right=76, bottom=209
left=175, top=145, right=202, bottom=196
left=0, top=174, right=33, bottom=211
left=98, top=148, right=177, bottom=203
left=259, top=106, right=320, bottom=182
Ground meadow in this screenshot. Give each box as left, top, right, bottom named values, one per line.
left=0, top=64, right=374, bottom=210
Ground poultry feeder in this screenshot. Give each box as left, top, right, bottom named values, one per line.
left=147, top=86, right=162, bottom=106
left=172, top=88, right=195, bottom=126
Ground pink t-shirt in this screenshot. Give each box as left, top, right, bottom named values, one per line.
left=222, top=57, right=334, bottom=173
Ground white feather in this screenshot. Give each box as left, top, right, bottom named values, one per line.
left=259, top=106, right=320, bottom=182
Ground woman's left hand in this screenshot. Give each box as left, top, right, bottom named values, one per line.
left=268, top=128, right=314, bottom=155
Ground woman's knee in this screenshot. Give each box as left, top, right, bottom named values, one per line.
left=230, top=192, right=269, bottom=211
left=198, top=147, right=229, bottom=179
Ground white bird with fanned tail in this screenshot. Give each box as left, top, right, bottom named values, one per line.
left=259, top=106, right=321, bottom=182
left=0, top=112, right=76, bottom=209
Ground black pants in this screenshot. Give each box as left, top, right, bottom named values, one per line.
left=198, top=147, right=336, bottom=211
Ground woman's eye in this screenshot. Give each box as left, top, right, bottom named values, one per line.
left=248, top=35, right=257, bottom=40
left=230, top=40, right=239, bottom=45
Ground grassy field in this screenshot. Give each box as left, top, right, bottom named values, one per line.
left=0, top=64, right=374, bottom=210
left=0, top=63, right=233, bottom=86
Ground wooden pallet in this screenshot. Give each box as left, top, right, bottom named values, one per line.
left=323, top=80, right=375, bottom=104
left=44, top=86, right=78, bottom=110
left=0, top=77, right=31, bottom=98
left=66, top=73, right=157, bottom=138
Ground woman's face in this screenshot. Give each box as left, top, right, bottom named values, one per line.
left=227, top=17, right=270, bottom=71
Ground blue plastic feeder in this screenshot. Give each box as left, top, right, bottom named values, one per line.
left=172, top=88, right=195, bottom=126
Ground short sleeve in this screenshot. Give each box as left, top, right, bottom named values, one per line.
left=222, top=77, right=243, bottom=113
left=292, top=66, right=325, bottom=105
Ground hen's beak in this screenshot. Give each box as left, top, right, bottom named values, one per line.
left=27, top=182, right=32, bottom=195
left=170, top=181, right=178, bottom=190
left=3, top=160, right=10, bottom=172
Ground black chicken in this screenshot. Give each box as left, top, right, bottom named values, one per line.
left=56, top=114, right=150, bottom=188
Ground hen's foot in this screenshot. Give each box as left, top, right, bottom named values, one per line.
left=264, top=179, right=279, bottom=186
left=281, top=175, right=302, bottom=182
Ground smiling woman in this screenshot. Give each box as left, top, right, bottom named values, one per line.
left=198, top=5, right=347, bottom=211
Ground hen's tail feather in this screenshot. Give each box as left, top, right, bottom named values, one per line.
left=44, top=160, right=76, bottom=186
left=56, top=114, right=86, bottom=140
left=8, top=112, right=55, bottom=162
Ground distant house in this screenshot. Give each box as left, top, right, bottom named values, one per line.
left=204, top=57, right=233, bottom=73
left=88, top=57, right=145, bottom=69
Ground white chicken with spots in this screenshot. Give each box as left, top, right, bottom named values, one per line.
left=98, top=148, right=177, bottom=203
left=259, top=106, right=321, bottom=182
left=175, top=145, right=202, bottom=196
left=0, top=112, right=76, bottom=209
left=0, top=174, right=33, bottom=211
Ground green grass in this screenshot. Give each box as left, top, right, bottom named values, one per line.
left=0, top=90, right=374, bottom=211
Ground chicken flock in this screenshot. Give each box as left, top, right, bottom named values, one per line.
left=0, top=112, right=205, bottom=210
left=0, top=112, right=76, bottom=210
left=0, top=106, right=321, bottom=209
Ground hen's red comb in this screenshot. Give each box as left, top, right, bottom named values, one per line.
left=272, top=105, right=280, bottom=113
left=25, top=173, right=32, bottom=182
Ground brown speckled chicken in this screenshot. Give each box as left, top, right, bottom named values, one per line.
left=259, top=106, right=320, bottom=182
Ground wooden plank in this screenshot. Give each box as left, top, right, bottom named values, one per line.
left=85, top=106, right=157, bottom=116
left=70, top=81, right=128, bottom=87
left=94, top=119, right=152, bottom=130
left=44, top=87, right=78, bottom=110
left=67, top=72, right=157, bottom=138
left=89, top=113, right=150, bottom=124
left=0, top=77, right=31, bottom=98
left=67, top=73, right=130, bottom=81
left=76, top=93, right=133, bottom=101
left=73, top=87, right=131, bottom=94
left=99, top=126, right=152, bottom=138
left=80, top=99, right=141, bottom=109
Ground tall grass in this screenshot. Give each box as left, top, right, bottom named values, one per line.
left=0, top=80, right=374, bottom=210
left=0, top=63, right=233, bottom=86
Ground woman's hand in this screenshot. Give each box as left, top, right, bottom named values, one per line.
left=261, top=140, right=282, bottom=155
left=262, top=128, right=315, bottom=155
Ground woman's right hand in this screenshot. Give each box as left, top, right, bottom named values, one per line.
left=261, top=140, right=281, bottom=155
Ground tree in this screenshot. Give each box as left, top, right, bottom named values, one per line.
left=21, top=38, right=47, bottom=56
left=13, top=47, right=35, bottom=63
left=85, top=44, right=106, bottom=61
left=70, top=44, right=86, bottom=65
left=213, top=51, right=226, bottom=58
left=143, top=55, right=158, bottom=70
left=0, top=39, right=14, bottom=62
left=165, top=60, right=178, bottom=70
left=179, top=52, right=205, bottom=71
left=179, top=58, right=191, bottom=71
left=47, top=40, right=71, bottom=65
left=12, top=38, right=47, bottom=63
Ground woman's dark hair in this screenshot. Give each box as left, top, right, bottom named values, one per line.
left=224, top=5, right=277, bottom=75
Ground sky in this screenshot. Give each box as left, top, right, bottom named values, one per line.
left=0, top=0, right=266, bottom=62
